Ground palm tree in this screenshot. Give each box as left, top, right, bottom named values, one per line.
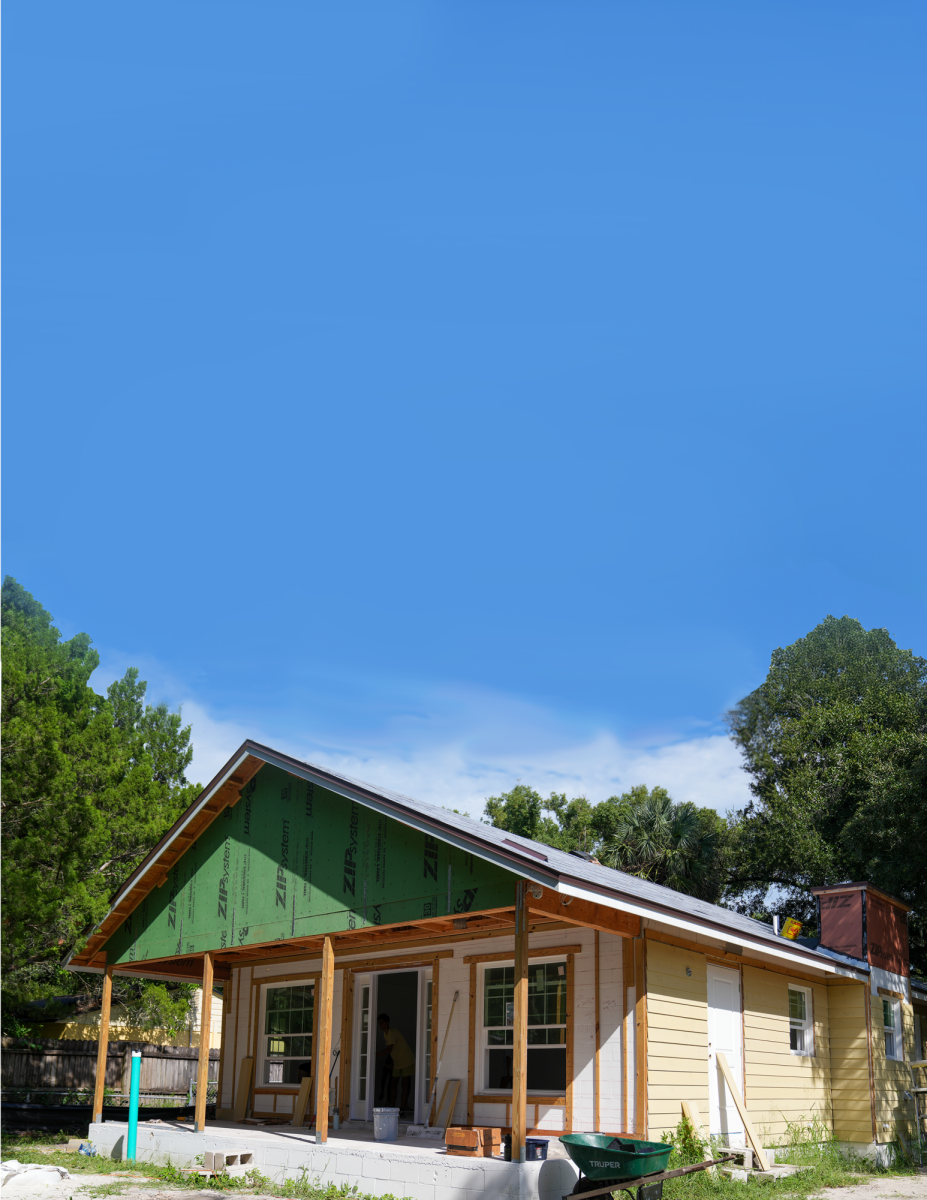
left=601, top=787, right=723, bottom=901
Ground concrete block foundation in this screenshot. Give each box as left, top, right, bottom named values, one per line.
left=89, top=1119, right=581, bottom=1200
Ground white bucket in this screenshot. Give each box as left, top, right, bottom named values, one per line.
left=373, top=1107, right=400, bottom=1141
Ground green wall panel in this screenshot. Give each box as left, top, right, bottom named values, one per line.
left=102, top=764, right=518, bottom=966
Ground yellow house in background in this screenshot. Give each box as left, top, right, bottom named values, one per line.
left=35, top=985, right=224, bottom=1048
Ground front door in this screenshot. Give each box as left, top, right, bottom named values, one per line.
left=351, top=968, right=430, bottom=1124
left=707, top=965, right=745, bottom=1146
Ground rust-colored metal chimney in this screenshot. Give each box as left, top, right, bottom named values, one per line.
left=810, top=882, right=911, bottom=977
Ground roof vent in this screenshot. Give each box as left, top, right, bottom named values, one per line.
left=502, top=838, right=548, bottom=862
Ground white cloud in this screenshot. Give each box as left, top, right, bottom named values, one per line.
left=88, top=652, right=753, bottom=819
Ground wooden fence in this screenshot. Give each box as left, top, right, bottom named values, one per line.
left=1, top=1038, right=219, bottom=1095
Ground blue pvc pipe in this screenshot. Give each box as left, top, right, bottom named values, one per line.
left=126, top=1052, right=141, bottom=1161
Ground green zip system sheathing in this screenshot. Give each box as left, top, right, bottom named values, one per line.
left=101, top=764, right=518, bottom=965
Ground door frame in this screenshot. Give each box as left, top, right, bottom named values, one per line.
left=348, top=965, right=432, bottom=1124
left=706, top=961, right=745, bottom=1146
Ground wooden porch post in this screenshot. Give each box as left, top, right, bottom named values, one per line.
left=512, top=881, right=529, bottom=1163
left=92, top=963, right=114, bottom=1123
left=315, top=936, right=335, bottom=1143
left=194, top=952, right=214, bottom=1132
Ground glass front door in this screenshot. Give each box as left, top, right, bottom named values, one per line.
left=351, top=968, right=431, bottom=1124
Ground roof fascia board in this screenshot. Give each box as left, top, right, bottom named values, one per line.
left=554, top=880, right=867, bottom=980
left=249, top=746, right=558, bottom=888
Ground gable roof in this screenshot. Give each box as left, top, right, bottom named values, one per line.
left=66, top=739, right=869, bottom=980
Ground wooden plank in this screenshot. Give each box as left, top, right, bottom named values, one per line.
left=566, top=953, right=575, bottom=1133
left=593, top=932, right=600, bottom=1132
left=462, top=944, right=582, bottom=964
left=644, top=928, right=847, bottom=987
left=194, top=953, right=214, bottom=1132
left=232, top=1056, right=254, bottom=1121
left=315, top=936, right=335, bottom=1142
left=92, top=964, right=113, bottom=1123
left=511, top=880, right=529, bottom=1162
left=467, top=962, right=476, bottom=1125
left=338, top=970, right=354, bottom=1124
left=430, top=957, right=440, bottom=1108
left=433, top=1078, right=460, bottom=1130
left=527, top=890, right=640, bottom=939
left=715, top=1052, right=770, bottom=1170
left=681, top=1100, right=713, bottom=1163
left=622, top=935, right=633, bottom=1134
left=291, top=1075, right=313, bottom=1126
left=635, top=938, right=647, bottom=1139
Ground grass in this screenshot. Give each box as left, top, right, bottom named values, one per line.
left=4, top=1118, right=923, bottom=1200
left=0, top=1131, right=411, bottom=1200
left=658, top=1114, right=922, bottom=1200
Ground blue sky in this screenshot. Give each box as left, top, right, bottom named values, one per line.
left=5, top=2, right=925, bottom=817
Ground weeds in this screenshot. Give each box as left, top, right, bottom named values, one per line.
left=0, top=1134, right=412, bottom=1200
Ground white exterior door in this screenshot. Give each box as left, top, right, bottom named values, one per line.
left=350, top=974, right=373, bottom=1121
left=707, top=965, right=744, bottom=1146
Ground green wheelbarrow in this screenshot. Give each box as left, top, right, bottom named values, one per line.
left=559, top=1134, right=737, bottom=1200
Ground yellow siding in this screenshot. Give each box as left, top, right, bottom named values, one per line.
left=742, top=966, right=832, bottom=1144
left=829, top=983, right=873, bottom=1143
left=870, top=994, right=919, bottom=1143
left=645, top=940, right=709, bottom=1141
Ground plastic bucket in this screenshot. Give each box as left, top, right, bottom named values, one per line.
left=373, top=1107, right=400, bottom=1142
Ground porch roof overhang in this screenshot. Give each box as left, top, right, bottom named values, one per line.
left=65, top=739, right=870, bottom=984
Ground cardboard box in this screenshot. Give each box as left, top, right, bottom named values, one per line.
left=445, top=1126, right=503, bottom=1157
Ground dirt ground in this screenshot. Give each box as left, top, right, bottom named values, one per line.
left=812, top=1177, right=927, bottom=1200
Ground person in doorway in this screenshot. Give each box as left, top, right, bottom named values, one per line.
left=376, top=1012, right=415, bottom=1114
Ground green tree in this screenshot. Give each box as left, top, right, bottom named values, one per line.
left=1, top=577, right=201, bottom=1023
left=600, top=786, right=726, bottom=901
left=483, top=781, right=727, bottom=901
left=725, top=615, right=927, bottom=973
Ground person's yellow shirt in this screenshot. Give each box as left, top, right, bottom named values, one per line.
left=383, top=1027, right=414, bottom=1069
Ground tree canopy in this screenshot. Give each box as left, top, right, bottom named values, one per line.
left=483, top=782, right=727, bottom=902
left=1, top=577, right=201, bottom=1028
left=725, top=615, right=927, bottom=973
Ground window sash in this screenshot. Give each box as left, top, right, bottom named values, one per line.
left=481, top=960, right=568, bottom=1094
left=883, top=998, right=902, bottom=1061
left=262, top=983, right=315, bottom=1085
left=788, top=987, right=813, bottom=1056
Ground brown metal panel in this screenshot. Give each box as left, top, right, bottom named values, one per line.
left=866, top=892, right=909, bottom=977
left=819, top=888, right=864, bottom=958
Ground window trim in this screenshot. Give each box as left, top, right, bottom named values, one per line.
left=788, top=984, right=814, bottom=1057
left=253, top=973, right=321, bottom=1098
left=882, top=996, right=904, bottom=1062
left=476, top=955, right=572, bottom=1097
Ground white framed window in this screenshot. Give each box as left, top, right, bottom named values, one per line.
left=260, top=981, right=315, bottom=1085
left=788, top=986, right=814, bottom=1056
left=480, top=959, right=567, bottom=1094
left=882, top=997, right=903, bottom=1061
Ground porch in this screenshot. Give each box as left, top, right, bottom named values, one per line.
left=90, top=1116, right=580, bottom=1200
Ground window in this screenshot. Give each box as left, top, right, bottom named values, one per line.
left=482, top=961, right=567, bottom=1093
left=915, top=1011, right=924, bottom=1064
left=788, top=986, right=814, bottom=1055
left=882, top=997, right=903, bottom=1061
left=262, top=983, right=315, bottom=1084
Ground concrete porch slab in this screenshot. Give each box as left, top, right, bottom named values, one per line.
left=89, top=1119, right=580, bottom=1200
